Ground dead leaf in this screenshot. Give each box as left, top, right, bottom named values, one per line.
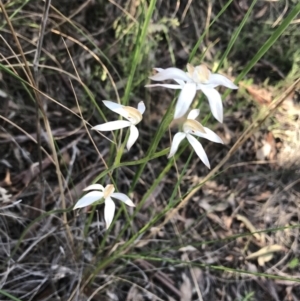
left=256, top=140, right=272, bottom=160
left=106, top=290, right=118, bottom=301
left=0, top=89, right=7, bottom=98
left=254, top=4, right=268, bottom=19
left=4, top=169, right=11, bottom=186
left=258, top=253, right=273, bottom=266
left=134, top=239, right=151, bottom=248
left=180, top=273, right=192, bottom=301
left=126, top=286, right=144, bottom=301
left=199, top=199, right=229, bottom=212
left=191, top=267, right=202, bottom=283
left=0, top=187, right=12, bottom=204
left=60, top=151, right=71, bottom=165
left=236, top=214, right=262, bottom=241
left=225, top=255, right=234, bottom=262
left=207, top=213, right=228, bottom=230
left=179, top=245, right=197, bottom=252
left=224, top=216, right=233, bottom=229
left=246, top=244, right=286, bottom=260
left=150, top=227, right=165, bottom=237
left=246, top=262, right=258, bottom=273
left=246, top=84, right=272, bottom=105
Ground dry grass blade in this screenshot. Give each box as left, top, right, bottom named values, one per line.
left=0, top=0, right=72, bottom=244
left=49, top=4, right=121, bottom=104
left=31, top=0, right=51, bottom=213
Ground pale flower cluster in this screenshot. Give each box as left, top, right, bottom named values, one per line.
left=73, top=63, right=237, bottom=229
left=92, top=100, right=145, bottom=151
left=74, top=184, right=135, bottom=229
left=146, top=64, right=238, bottom=122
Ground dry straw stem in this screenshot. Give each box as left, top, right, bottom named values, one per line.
left=0, top=116, right=54, bottom=165
left=67, top=72, right=114, bottom=183
left=61, top=36, right=117, bottom=185
left=46, top=0, right=94, bottom=32
left=152, top=78, right=300, bottom=237
left=33, top=0, right=51, bottom=84
left=32, top=0, right=51, bottom=211
left=0, top=0, right=72, bottom=244
left=49, top=4, right=121, bottom=104
left=108, top=0, right=138, bottom=23
left=1, top=60, right=101, bottom=120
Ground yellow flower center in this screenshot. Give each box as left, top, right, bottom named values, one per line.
left=183, top=119, right=206, bottom=134
left=187, top=63, right=194, bottom=75
left=195, top=65, right=210, bottom=83
left=103, top=184, right=115, bottom=198
left=187, top=64, right=210, bottom=84
left=123, top=106, right=143, bottom=125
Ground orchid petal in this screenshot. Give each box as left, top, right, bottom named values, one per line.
left=152, top=68, right=184, bottom=85
left=168, top=132, right=186, bottom=158
left=149, top=67, right=191, bottom=82
left=111, top=193, right=135, bottom=207
left=199, top=86, right=223, bottom=123
left=187, top=109, right=200, bottom=120
left=208, top=74, right=238, bottom=89
left=92, top=120, right=131, bottom=131
left=187, top=134, right=210, bottom=169
left=145, top=83, right=182, bottom=89
left=102, top=100, right=131, bottom=120
left=193, top=127, right=223, bottom=144
left=127, top=125, right=139, bottom=150
left=104, top=197, right=115, bottom=229
left=83, top=184, right=104, bottom=191
left=102, top=101, right=124, bottom=114
left=137, top=101, right=146, bottom=114
left=174, top=82, right=197, bottom=119
left=174, top=79, right=185, bottom=86
left=73, top=191, right=103, bottom=209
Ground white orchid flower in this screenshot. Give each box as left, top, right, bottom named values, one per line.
left=146, top=64, right=238, bottom=123
left=73, top=184, right=135, bottom=229
left=92, top=100, right=146, bottom=150
left=168, top=109, right=223, bottom=169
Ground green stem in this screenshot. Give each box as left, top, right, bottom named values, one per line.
left=122, top=0, right=157, bottom=105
